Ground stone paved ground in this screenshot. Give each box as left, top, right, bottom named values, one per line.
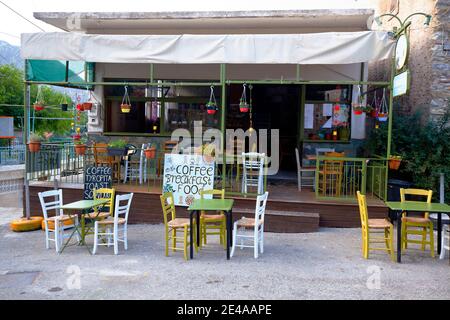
left=1, top=208, right=449, bottom=300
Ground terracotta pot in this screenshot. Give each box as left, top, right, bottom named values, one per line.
left=82, top=102, right=92, bottom=111
left=144, top=147, right=156, bottom=159
left=389, top=159, right=401, bottom=170
left=121, top=104, right=131, bottom=113
left=74, top=144, right=87, bottom=156
left=28, top=141, right=41, bottom=153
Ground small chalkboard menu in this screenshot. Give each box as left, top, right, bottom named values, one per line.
left=83, top=166, right=112, bottom=200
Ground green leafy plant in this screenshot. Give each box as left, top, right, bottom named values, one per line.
left=108, top=139, right=127, bottom=149
left=28, top=133, right=42, bottom=143
left=363, top=102, right=450, bottom=201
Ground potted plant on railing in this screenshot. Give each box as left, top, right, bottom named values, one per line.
left=28, top=133, right=42, bottom=153
left=107, top=139, right=128, bottom=156
left=389, top=155, right=402, bottom=170
left=74, top=137, right=88, bottom=156
left=144, top=143, right=156, bottom=159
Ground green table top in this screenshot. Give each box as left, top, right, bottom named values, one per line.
left=60, top=199, right=109, bottom=210
left=188, top=198, right=234, bottom=211
left=385, top=201, right=450, bottom=213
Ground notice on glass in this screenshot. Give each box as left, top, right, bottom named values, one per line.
left=304, top=104, right=314, bottom=129
left=323, top=103, right=333, bottom=117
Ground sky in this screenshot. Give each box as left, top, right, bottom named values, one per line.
left=0, top=0, right=373, bottom=46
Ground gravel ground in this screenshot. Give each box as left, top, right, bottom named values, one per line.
left=1, top=208, right=449, bottom=300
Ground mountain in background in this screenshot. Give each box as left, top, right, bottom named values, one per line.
left=0, top=40, right=23, bottom=69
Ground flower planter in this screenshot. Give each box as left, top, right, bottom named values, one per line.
left=378, top=113, right=388, bottom=122
left=61, top=103, right=68, bottom=112
left=28, top=142, right=41, bottom=153
left=239, top=103, right=249, bottom=113
left=76, top=104, right=84, bottom=111
left=74, top=144, right=87, bottom=156
left=107, top=147, right=128, bottom=157
left=73, top=134, right=81, bottom=141
left=144, top=147, right=156, bottom=159
left=389, top=159, right=402, bottom=170
left=120, top=103, right=131, bottom=113
left=33, top=104, right=44, bottom=112
left=82, top=102, right=92, bottom=111
left=353, top=109, right=363, bottom=115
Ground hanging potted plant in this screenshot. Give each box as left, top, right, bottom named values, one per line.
left=60, top=94, right=69, bottom=112
left=389, top=155, right=402, bottom=170
left=73, top=127, right=82, bottom=141
left=74, top=138, right=88, bottom=156
left=82, top=89, right=93, bottom=111
left=120, top=85, right=132, bottom=113
left=377, top=88, right=389, bottom=122
left=76, top=103, right=84, bottom=112
left=33, top=86, right=45, bottom=111
left=206, top=86, right=218, bottom=115
left=239, top=83, right=250, bottom=113
left=28, top=133, right=42, bottom=153
left=107, top=139, right=128, bottom=156
left=144, top=143, right=156, bottom=159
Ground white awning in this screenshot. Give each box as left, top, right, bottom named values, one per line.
left=21, top=31, right=394, bottom=65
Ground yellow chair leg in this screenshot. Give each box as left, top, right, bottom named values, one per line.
left=364, top=231, right=369, bottom=259
left=172, top=229, right=177, bottom=252
left=165, top=229, right=169, bottom=257
left=429, top=223, right=435, bottom=258
left=389, top=226, right=395, bottom=261
left=421, top=227, right=427, bottom=251
left=401, top=223, right=407, bottom=250
left=183, top=225, right=188, bottom=261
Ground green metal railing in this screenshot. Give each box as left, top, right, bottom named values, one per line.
left=314, top=156, right=388, bottom=201
left=25, top=143, right=268, bottom=198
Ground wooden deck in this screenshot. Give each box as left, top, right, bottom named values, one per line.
left=26, top=180, right=388, bottom=232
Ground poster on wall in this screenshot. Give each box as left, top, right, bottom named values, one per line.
left=163, top=154, right=215, bottom=206
left=332, top=104, right=349, bottom=127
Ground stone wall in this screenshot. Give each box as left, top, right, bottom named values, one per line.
left=368, top=0, right=449, bottom=121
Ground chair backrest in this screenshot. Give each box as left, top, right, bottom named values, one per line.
left=38, top=189, right=64, bottom=219
left=400, top=188, right=433, bottom=218
left=316, top=148, right=335, bottom=157
left=242, top=152, right=265, bottom=193
left=242, top=152, right=265, bottom=170
left=356, top=191, right=368, bottom=229
left=200, top=189, right=225, bottom=200
left=323, top=151, right=345, bottom=173
left=93, top=188, right=115, bottom=215
left=113, top=193, right=133, bottom=223
left=93, top=142, right=111, bottom=163
left=254, top=192, right=269, bottom=228
left=160, top=192, right=176, bottom=225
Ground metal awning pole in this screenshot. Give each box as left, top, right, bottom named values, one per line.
left=23, top=60, right=31, bottom=219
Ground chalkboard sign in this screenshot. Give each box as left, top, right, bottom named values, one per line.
left=83, top=166, right=112, bottom=200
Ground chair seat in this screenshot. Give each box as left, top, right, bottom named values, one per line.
left=300, top=167, right=316, bottom=171
left=202, top=214, right=224, bottom=221
left=402, top=216, right=431, bottom=224
left=168, top=218, right=191, bottom=228
left=368, top=218, right=392, bottom=229
left=97, top=217, right=126, bottom=225
left=86, top=212, right=111, bottom=219
left=236, top=217, right=263, bottom=228
left=47, top=215, right=74, bottom=222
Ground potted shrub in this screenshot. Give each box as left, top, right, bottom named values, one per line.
left=107, top=139, right=128, bottom=156
left=389, top=155, right=402, bottom=170
left=144, top=144, right=156, bottom=159
left=28, top=133, right=42, bottom=153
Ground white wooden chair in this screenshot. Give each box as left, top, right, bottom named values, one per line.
left=295, top=147, right=315, bottom=191
left=241, top=152, right=265, bottom=195
left=38, top=189, right=79, bottom=253
left=440, top=224, right=450, bottom=259
left=123, top=144, right=147, bottom=184
left=93, top=193, right=134, bottom=255
left=231, top=192, right=269, bottom=259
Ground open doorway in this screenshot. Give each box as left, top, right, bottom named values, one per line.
left=226, top=84, right=300, bottom=180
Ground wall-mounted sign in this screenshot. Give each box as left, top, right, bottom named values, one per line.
left=0, top=117, right=14, bottom=138
left=163, top=154, right=215, bottom=206
left=83, top=166, right=112, bottom=200
left=393, top=70, right=410, bottom=97
left=395, top=34, right=409, bottom=71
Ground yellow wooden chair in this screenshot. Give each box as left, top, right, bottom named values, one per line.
left=87, top=188, right=115, bottom=220
left=160, top=192, right=197, bottom=260
left=318, top=152, right=345, bottom=197
left=199, top=189, right=226, bottom=249
left=400, top=188, right=434, bottom=257
left=357, top=191, right=395, bottom=261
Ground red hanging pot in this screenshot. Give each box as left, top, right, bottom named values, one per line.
left=353, top=109, right=363, bottom=115
left=76, top=104, right=84, bottom=111
left=82, top=102, right=93, bottom=111
left=33, top=103, right=45, bottom=111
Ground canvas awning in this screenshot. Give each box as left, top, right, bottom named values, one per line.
left=21, top=31, right=394, bottom=65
